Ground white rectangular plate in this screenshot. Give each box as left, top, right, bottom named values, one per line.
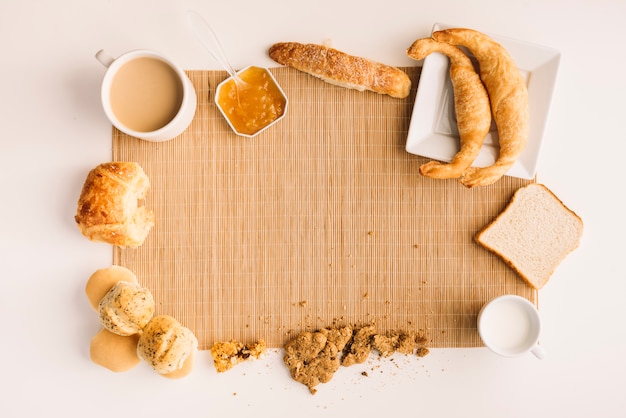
left=405, top=23, right=561, bottom=180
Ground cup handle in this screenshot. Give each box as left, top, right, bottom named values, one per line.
left=531, top=344, right=546, bottom=360
left=95, top=49, right=115, bottom=68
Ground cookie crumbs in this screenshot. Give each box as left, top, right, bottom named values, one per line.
left=342, top=325, right=377, bottom=366
left=210, top=339, right=266, bottom=373
left=283, top=326, right=352, bottom=394
left=416, top=347, right=430, bottom=357
left=283, top=324, right=430, bottom=394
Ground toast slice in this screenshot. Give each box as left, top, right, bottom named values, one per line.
left=475, top=183, right=583, bottom=289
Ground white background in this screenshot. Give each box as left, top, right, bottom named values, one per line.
left=1, top=0, right=624, bottom=417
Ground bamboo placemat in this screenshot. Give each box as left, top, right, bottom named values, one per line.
left=112, top=67, right=536, bottom=350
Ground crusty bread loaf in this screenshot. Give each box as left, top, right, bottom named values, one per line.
left=137, top=315, right=198, bottom=377
left=475, top=183, right=583, bottom=289
left=75, top=162, right=154, bottom=248
left=98, top=280, right=155, bottom=336
left=268, top=42, right=411, bottom=99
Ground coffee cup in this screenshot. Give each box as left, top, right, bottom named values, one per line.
left=477, top=295, right=546, bottom=359
left=96, top=49, right=197, bottom=142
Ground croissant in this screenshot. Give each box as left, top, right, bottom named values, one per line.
left=407, top=38, right=491, bottom=179
left=75, top=162, right=154, bottom=248
left=433, top=28, right=529, bottom=188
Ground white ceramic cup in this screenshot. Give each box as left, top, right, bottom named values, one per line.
left=477, top=295, right=546, bottom=359
left=95, top=49, right=197, bottom=142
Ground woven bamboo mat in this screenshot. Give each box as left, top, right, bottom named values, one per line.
left=112, top=67, right=536, bottom=350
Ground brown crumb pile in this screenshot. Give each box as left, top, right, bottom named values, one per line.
left=283, top=326, right=352, bottom=395
left=210, top=339, right=266, bottom=373
left=283, top=324, right=429, bottom=394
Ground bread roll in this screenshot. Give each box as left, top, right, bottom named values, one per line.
left=90, top=329, right=141, bottom=372
left=137, top=315, right=198, bottom=376
left=475, top=184, right=583, bottom=289
left=75, top=162, right=155, bottom=248
left=85, top=265, right=138, bottom=311
left=98, top=280, right=155, bottom=336
left=268, top=42, right=411, bottom=99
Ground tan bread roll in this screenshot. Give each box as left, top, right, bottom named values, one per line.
left=98, top=280, right=155, bottom=336
left=432, top=28, right=529, bottom=188
left=75, top=162, right=155, bottom=248
left=90, top=329, right=141, bottom=372
left=137, top=315, right=198, bottom=377
left=85, top=265, right=138, bottom=311
left=407, top=38, right=492, bottom=179
left=268, top=42, right=411, bottom=99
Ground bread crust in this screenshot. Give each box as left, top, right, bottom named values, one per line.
left=75, top=162, right=154, bottom=248
left=433, top=28, right=529, bottom=188
left=268, top=42, right=411, bottom=99
left=407, top=38, right=491, bottom=179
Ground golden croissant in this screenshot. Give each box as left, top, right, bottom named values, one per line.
left=432, top=28, right=529, bottom=188
left=407, top=38, right=491, bottom=179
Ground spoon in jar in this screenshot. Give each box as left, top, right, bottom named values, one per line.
left=187, top=10, right=247, bottom=92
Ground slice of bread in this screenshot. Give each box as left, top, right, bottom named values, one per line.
left=475, top=183, right=583, bottom=289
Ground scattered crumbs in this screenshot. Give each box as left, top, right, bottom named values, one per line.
left=416, top=347, right=430, bottom=357
left=367, top=231, right=375, bottom=236
left=363, top=291, right=369, bottom=299
left=299, top=300, right=308, bottom=307
left=361, top=371, right=368, bottom=377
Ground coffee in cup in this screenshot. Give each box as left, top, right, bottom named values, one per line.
left=96, top=49, right=197, bottom=142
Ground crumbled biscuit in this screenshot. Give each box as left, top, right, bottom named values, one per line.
left=341, top=325, right=377, bottom=366
left=211, top=339, right=266, bottom=373
left=283, top=324, right=430, bottom=394
left=283, top=326, right=353, bottom=394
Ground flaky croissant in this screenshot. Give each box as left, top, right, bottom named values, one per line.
left=75, top=162, right=154, bottom=248
left=433, top=28, right=529, bottom=188
left=407, top=38, right=491, bottom=179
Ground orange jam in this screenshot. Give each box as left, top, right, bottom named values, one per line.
left=216, top=66, right=287, bottom=136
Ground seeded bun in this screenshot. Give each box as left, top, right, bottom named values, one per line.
left=137, top=315, right=198, bottom=377
left=98, top=280, right=155, bottom=336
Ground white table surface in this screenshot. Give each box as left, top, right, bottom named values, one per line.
left=2, top=0, right=624, bottom=416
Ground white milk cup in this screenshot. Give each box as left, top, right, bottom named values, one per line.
left=477, top=295, right=546, bottom=359
left=96, top=49, right=197, bottom=142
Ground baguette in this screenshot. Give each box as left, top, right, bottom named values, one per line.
left=475, top=183, right=583, bottom=289
left=268, top=42, right=411, bottom=99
